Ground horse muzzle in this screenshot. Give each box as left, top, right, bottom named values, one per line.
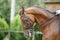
left=24, top=30, right=33, bottom=38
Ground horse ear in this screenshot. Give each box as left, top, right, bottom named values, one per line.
left=19, top=7, right=24, bottom=15
left=21, top=6, right=24, bottom=14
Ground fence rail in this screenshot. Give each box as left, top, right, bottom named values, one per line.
left=0, top=30, right=42, bottom=40
left=0, top=31, right=42, bottom=34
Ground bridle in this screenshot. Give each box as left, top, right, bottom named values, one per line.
left=20, top=12, right=34, bottom=37
left=20, top=12, right=33, bottom=30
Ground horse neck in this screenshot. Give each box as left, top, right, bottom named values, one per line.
left=34, top=10, right=54, bottom=25
left=36, top=16, right=59, bottom=33
left=32, top=8, right=58, bottom=32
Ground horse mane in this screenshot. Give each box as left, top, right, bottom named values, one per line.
left=33, top=6, right=53, bottom=14
left=25, top=6, right=54, bottom=19
left=25, top=6, right=53, bottom=14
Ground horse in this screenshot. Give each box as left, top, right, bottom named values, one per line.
left=19, top=6, right=60, bottom=40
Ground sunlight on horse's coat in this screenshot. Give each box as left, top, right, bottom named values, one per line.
left=19, top=7, right=60, bottom=40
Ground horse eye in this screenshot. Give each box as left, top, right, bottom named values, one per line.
left=25, top=19, right=29, bottom=22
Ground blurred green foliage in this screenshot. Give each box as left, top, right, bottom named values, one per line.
left=0, top=0, right=10, bottom=24
left=10, top=14, right=23, bottom=31
left=0, top=32, right=8, bottom=40
left=10, top=32, right=26, bottom=40
left=35, top=34, right=42, bottom=40
left=0, top=18, right=9, bottom=30
left=15, top=0, right=45, bottom=15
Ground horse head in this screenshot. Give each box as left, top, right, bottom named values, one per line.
left=19, top=7, right=35, bottom=38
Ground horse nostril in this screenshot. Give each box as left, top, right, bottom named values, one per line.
left=24, top=32, right=29, bottom=38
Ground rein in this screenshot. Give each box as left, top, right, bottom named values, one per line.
left=39, top=14, right=57, bottom=26
left=38, top=9, right=60, bottom=26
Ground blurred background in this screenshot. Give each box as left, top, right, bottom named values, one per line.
left=0, top=0, right=60, bottom=40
